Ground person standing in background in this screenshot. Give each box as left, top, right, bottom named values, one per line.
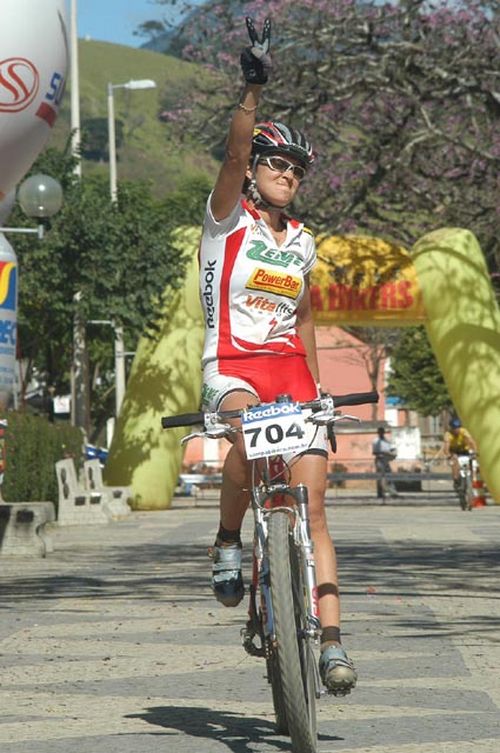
left=372, top=426, right=398, bottom=499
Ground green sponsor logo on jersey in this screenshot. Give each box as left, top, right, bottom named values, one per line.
left=247, top=240, right=301, bottom=268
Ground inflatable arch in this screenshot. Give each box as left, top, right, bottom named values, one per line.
left=105, top=227, right=500, bottom=506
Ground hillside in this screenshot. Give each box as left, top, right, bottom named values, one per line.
left=51, top=40, right=218, bottom=196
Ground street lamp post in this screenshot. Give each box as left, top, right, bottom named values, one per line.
left=104, top=77, right=156, bottom=426
left=106, top=79, right=156, bottom=202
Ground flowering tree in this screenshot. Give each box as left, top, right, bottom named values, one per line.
left=145, top=0, right=499, bottom=281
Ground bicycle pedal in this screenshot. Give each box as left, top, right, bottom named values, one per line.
left=240, top=627, right=266, bottom=658
left=327, top=687, right=352, bottom=697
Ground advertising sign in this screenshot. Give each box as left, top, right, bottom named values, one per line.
left=310, top=235, right=426, bottom=326
left=0, top=0, right=68, bottom=198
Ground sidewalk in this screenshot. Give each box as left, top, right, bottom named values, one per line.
left=0, top=498, right=499, bottom=752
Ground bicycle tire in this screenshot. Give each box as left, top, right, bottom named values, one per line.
left=266, top=648, right=288, bottom=734
left=268, top=511, right=317, bottom=753
left=457, top=477, right=467, bottom=511
left=290, top=539, right=317, bottom=742
left=465, top=473, right=474, bottom=511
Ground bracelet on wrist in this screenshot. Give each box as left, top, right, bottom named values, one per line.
left=238, top=102, right=258, bottom=113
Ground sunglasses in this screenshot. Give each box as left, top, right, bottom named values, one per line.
left=259, top=155, right=307, bottom=181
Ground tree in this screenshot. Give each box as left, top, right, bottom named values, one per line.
left=146, top=0, right=500, bottom=282
left=341, top=326, right=402, bottom=419
left=81, top=117, right=124, bottom=162
left=10, top=143, right=211, bottom=438
left=386, top=326, right=451, bottom=415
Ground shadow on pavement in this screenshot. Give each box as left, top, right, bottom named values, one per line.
left=127, top=705, right=341, bottom=753
left=1, top=538, right=499, bottom=642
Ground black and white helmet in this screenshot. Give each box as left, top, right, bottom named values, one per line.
left=252, top=121, right=315, bottom=167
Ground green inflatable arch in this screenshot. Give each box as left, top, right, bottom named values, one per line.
left=105, top=227, right=500, bottom=507
left=104, top=227, right=205, bottom=508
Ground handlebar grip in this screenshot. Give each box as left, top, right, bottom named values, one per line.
left=331, top=391, right=379, bottom=407
left=161, top=412, right=205, bottom=429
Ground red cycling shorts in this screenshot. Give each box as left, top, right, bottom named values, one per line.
left=202, top=353, right=318, bottom=409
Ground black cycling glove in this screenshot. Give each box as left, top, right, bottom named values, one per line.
left=240, top=16, right=272, bottom=84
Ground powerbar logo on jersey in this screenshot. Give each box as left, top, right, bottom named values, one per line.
left=245, top=295, right=294, bottom=316
left=243, top=402, right=301, bottom=423
left=203, top=260, right=216, bottom=328
left=247, top=240, right=301, bottom=268
left=246, top=268, right=302, bottom=300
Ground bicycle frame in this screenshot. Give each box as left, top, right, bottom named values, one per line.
left=244, top=453, right=321, bottom=662
left=457, top=454, right=475, bottom=477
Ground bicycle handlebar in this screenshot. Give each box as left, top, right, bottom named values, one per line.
left=161, top=390, right=379, bottom=429
left=303, top=390, right=379, bottom=410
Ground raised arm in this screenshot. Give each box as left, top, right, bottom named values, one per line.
left=210, top=17, right=272, bottom=221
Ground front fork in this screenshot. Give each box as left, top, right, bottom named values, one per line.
left=294, top=484, right=321, bottom=636
left=241, top=480, right=320, bottom=658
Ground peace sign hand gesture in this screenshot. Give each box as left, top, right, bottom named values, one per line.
left=240, top=16, right=272, bottom=85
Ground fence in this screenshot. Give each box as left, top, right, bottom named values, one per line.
left=178, top=456, right=457, bottom=501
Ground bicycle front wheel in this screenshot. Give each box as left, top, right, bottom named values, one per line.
left=268, top=511, right=317, bottom=753
left=457, top=477, right=468, bottom=510
left=465, top=473, right=474, bottom=511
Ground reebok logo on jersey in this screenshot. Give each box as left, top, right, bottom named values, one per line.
left=203, top=260, right=217, bottom=328
left=247, top=240, right=301, bottom=268
left=246, top=268, right=302, bottom=300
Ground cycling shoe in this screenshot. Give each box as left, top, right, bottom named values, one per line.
left=210, top=543, right=244, bottom=607
left=319, top=645, right=357, bottom=696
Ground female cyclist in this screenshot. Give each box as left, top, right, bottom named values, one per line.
left=199, top=17, right=357, bottom=695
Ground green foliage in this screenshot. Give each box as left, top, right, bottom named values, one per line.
left=161, top=174, right=212, bottom=226
left=387, top=327, right=451, bottom=416
left=50, top=40, right=218, bottom=194
left=154, top=0, right=499, bottom=276
left=11, top=143, right=211, bottom=438
left=82, top=117, right=124, bottom=161
left=1, top=412, right=83, bottom=508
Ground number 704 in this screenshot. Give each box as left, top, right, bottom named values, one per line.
left=243, top=421, right=305, bottom=447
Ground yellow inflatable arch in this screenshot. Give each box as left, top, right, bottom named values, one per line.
left=105, top=227, right=500, bottom=506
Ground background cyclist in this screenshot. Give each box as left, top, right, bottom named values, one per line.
left=198, top=16, right=356, bottom=695
left=443, top=417, right=477, bottom=489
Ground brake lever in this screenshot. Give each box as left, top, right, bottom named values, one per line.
left=181, top=423, right=238, bottom=445
left=306, top=412, right=361, bottom=426
left=335, top=413, right=361, bottom=423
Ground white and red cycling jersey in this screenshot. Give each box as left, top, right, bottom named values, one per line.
left=199, top=195, right=327, bottom=455
left=199, top=194, right=316, bottom=368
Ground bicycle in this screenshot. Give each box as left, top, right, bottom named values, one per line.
left=453, top=453, right=477, bottom=511
left=162, top=389, right=378, bottom=753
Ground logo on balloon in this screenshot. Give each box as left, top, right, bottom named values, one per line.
left=0, top=57, right=39, bottom=113
left=0, top=262, right=17, bottom=311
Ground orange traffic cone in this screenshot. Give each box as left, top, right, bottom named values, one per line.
left=471, top=463, right=487, bottom=508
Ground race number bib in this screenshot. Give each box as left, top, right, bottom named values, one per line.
left=242, top=402, right=309, bottom=460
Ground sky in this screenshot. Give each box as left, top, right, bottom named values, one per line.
left=77, top=0, right=203, bottom=48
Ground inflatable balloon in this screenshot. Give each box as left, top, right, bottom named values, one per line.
left=0, top=0, right=68, bottom=199
left=0, top=191, right=16, bottom=226
left=413, top=229, right=500, bottom=502
left=104, top=227, right=205, bottom=509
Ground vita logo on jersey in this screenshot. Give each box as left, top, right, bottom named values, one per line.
left=246, top=240, right=301, bottom=268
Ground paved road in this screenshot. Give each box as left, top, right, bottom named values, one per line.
left=1, top=496, right=499, bottom=753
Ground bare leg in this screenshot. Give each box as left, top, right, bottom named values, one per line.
left=290, top=453, right=340, bottom=630
left=290, top=452, right=357, bottom=693
left=218, top=390, right=259, bottom=534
